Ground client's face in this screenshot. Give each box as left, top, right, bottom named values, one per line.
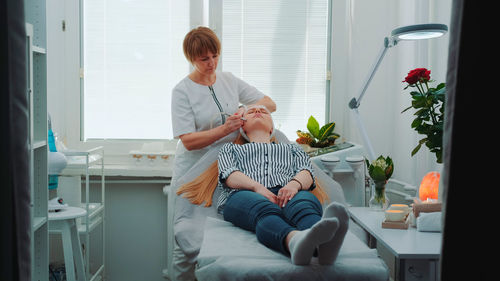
left=242, top=106, right=273, bottom=135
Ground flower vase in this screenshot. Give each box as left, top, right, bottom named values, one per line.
left=369, top=180, right=389, bottom=211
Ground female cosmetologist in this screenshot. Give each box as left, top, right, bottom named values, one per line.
left=171, top=26, right=276, bottom=171
left=169, top=26, right=276, bottom=281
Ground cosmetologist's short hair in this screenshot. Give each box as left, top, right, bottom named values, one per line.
left=183, top=26, right=221, bottom=64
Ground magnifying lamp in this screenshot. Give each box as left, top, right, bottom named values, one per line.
left=348, top=23, right=448, bottom=160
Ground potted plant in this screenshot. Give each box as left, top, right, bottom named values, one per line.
left=401, top=68, right=445, bottom=163
left=366, top=156, right=394, bottom=210
left=296, top=116, right=340, bottom=151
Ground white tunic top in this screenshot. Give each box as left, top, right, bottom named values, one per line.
left=170, top=71, right=265, bottom=180
left=171, top=71, right=265, bottom=139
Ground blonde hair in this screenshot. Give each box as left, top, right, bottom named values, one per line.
left=183, top=26, right=221, bottom=64
left=177, top=134, right=329, bottom=207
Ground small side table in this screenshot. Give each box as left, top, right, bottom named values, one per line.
left=348, top=207, right=442, bottom=281
left=49, top=206, right=87, bottom=281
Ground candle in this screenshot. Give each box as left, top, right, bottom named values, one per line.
left=388, top=204, right=410, bottom=216
left=385, top=209, right=406, bottom=222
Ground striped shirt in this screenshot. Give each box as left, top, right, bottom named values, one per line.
left=217, top=142, right=316, bottom=213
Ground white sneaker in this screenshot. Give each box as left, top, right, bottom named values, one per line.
left=48, top=197, right=68, bottom=211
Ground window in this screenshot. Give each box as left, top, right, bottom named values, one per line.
left=82, top=0, right=330, bottom=141
left=221, top=0, right=330, bottom=139
left=83, top=0, right=190, bottom=139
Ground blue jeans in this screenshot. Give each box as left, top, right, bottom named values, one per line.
left=223, top=187, right=323, bottom=255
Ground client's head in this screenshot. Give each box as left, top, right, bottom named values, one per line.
left=239, top=105, right=274, bottom=143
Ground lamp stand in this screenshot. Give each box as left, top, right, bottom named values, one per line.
left=348, top=37, right=397, bottom=161
left=351, top=108, right=376, bottom=160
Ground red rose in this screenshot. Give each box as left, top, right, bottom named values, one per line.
left=403, top=68, right=431, bottom=85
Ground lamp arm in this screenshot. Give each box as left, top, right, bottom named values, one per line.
left=348, top=37, right=396, bottom=109
left=348, top=36, right=397, bottom=160
left=352, top=108, right=376, bottom=161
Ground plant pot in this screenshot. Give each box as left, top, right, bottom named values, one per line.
left=369, top=179, right=389, bottom=211
left=297, top=144, right=319, bottom=153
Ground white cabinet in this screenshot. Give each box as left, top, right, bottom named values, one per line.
left=310, top=142, right=368, bottom=207
left=25, top=0, right=49, bottom=278
left=59, top=147, right=106, bottom=281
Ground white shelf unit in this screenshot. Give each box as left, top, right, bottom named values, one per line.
left=59, top=147, right=106, bottom=281
left=25, top=0, right=49, bottom=278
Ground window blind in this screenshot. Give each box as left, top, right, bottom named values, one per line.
left=83, top=0, right=329, bottom=141
left=83, top=0, right=189, bottom=139
left=221, top=0, right=329, bottom=139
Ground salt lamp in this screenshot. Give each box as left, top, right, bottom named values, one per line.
left=419, top=171, right=440, bottom=201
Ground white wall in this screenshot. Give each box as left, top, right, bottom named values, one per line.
left=46, top=0, right=66, bottom=141
left=330, top=0, right=452, bottom=186
left=47, top=0, right=80, bottom=149
left=103, top=181, right=168, bottom=281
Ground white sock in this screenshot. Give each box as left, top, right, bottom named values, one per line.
left=318, top=202, right=349, bottom=265
left=288, top=218, right=339, bottom=265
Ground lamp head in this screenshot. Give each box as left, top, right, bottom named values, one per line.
left=391, top=23, right=448, bottom=41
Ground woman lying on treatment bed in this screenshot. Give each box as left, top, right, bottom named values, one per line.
left=178, top=105, right=349, bottom=266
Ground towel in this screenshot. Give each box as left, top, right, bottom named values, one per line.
left=416, top=212, right=442, bottom=232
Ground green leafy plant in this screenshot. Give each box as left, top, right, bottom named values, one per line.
left=296, top=116, right=340, bottom=148
left=366, top=156, right=394, bottom=182
left=401, top=68, right=445, bottom=163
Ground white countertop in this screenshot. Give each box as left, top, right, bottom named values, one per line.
left=56, top=147, right=174, bottom=178
left=97, top=164, right=172, bottom=177
left=348, top=207, right=442, bottom=259
left=60, top=163, right=172, bottom=178
left=48, top=206, right=87, bottom=220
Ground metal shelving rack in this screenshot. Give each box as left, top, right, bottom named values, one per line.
left=25, top=0, right=49, bottom=279
left=59, top=147, right=106, bottom=281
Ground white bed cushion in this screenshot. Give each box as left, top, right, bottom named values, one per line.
left=196, top=217, right=389, bottom=281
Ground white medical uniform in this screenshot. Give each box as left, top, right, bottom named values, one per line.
left=171, top=71, right=265, bottom=179
left=168, top=71, right=265, bottom=281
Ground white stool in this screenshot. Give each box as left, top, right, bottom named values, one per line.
left=49, top=206, right=87, bottom=281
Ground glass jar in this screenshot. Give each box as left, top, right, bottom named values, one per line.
left=369, top=179, right=389, bottom=211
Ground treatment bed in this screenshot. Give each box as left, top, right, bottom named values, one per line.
left=164, top=130, right=389, bottom=281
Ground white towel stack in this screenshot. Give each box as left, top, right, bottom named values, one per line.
left=416, top=211, right=442, bottom=232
